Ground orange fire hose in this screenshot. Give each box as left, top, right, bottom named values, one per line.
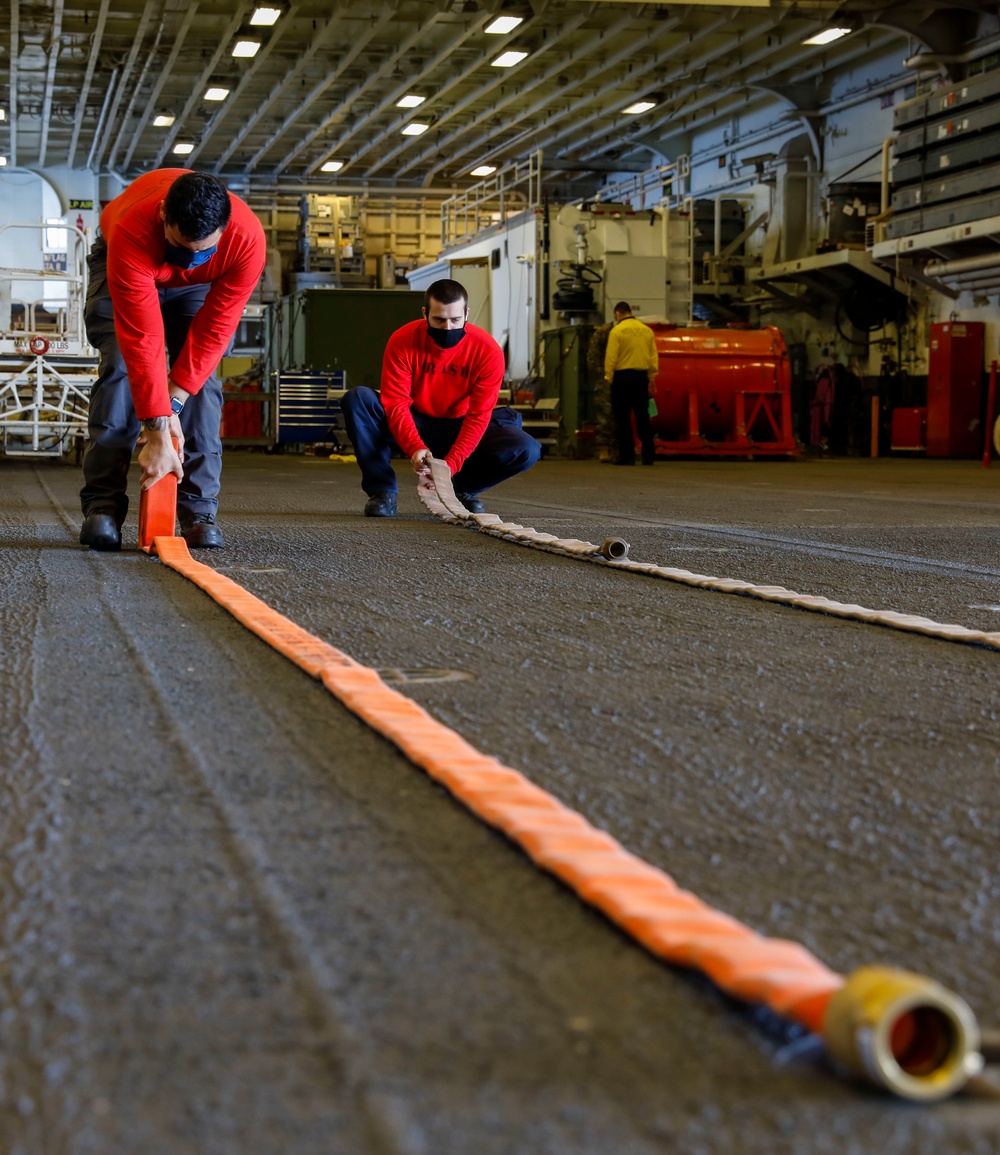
left=138, top=469, right=982, bottom=1102
left=138, top=440, right=180, bottom=552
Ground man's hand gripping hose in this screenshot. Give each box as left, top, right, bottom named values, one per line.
left=138, top=434, right=181, bottom=552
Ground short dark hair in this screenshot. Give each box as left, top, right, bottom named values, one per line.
left=613, top=301, right=632, bottom=315
left=424, top=278, right=468, bottom=311
left=163, top=172, right=232, bottom=241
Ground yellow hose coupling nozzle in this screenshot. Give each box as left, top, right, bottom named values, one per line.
left=822, top=966, right=984, bottom=1101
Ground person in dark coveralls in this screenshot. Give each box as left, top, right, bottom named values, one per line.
left=341, top=278, right=541, bottom=517
left=603, top=300, right=660, bottom=466
left=79, top=169, right=266, bottom=551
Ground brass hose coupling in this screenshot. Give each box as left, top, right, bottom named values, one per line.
left=823, top=966, right=984, bottom=1101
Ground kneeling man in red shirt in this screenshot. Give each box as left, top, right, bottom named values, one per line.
left=341, top=279, right=541, bottom=517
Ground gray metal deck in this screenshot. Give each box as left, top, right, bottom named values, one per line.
left=2, top=451, right=999, bottom=1154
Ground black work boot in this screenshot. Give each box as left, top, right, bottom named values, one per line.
left=79, top=511, right=122, bottom=551
left=455, top=491, right=485, bottom=514
left=181, top=513, right=225, bottom=549
left=364, top=492, right=397, bottom=518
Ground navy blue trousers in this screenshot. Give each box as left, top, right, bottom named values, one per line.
left=80, top=239, right=230, bottom=524
left=341, top=386, right=541, bottom=497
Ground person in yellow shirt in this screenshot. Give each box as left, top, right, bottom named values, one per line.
left=603, top=301, right=659, bottom=465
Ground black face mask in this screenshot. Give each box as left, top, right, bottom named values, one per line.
left=164, top=239, right=217, bottom=269
left=427, top=324, right=466, bottom=349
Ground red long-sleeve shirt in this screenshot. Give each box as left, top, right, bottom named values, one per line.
left=100, top=169, right=266, bottom=420
left=380, top=319, right=505, bottom=474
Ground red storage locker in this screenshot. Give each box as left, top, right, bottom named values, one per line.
left=890, top=407, right=927, bottom=451
left=927, top=322, right=984, bottom=457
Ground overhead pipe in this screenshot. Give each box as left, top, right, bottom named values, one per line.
left=120, top=3, right=199, bottom=174
left=237, top=183, right=461, bottom=201
left=403, top=9, right=639, bottom=185
left=686, top=155, right=821, bottom=204
left=86, top=66, right=119, bottom=173
left=663, top=61, right=900, bottom=201
left=213, top=8, right=351, bottom=173
left=939, top=276, right=1000, bottom=294
left=480, top=20, right=900, bottom=187
left=904, top=31, right=1000, bottom=71
left=807, top=67, right=910, bottom=120
left=559, top=29, right=904, bottom=184
left=367, top=9, right=595, bottom=182
left=90, top=0, right=157, bottom=172
left=108, top=14, right=166, bottom=173
left=37, top=0, right=65, bottom=169
left=186, top=0, right=302, bottom=171
left=917, top=274, right=1000, bottom=298
left=539, top=9, right=767, bottom=165
left=66, top=0, right=111, bottom=169
left=151, top=0, right=255, bottom=172
left=492, top=13, right=733, bottom=187
left=925, top=252, right=1000, bottom=279
left=262, top=5, right=399, bottom=175
left=299, top=10, right=452, bottom=178
left=9, top=0, right=19, bottom=166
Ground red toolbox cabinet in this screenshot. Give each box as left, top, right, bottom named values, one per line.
left=890, top=406, right=927, bottom=451
left=927, top=322, right=984, bottom=457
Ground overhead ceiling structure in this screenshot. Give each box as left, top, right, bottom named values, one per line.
left=0, top=0, right=997, bottom=196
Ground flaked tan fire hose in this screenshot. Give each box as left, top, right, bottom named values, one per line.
left=419, top=460, right=1000, bottom=652
left=137, top=462, right=988, bottom=1103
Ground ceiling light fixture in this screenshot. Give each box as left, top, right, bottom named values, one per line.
left=153, top=113, right=176, bottom=127
left=231, top=39, right=261, bottom=58
left=0, top=108, right=6, bottom=121
left=0, top=156, right=7, bottom=167
left=623, top=100, right=656, bottom=115
left=471, top=165, right=496, bottom=176
left=204, top=87, right=230, bottom=101
left=492, top=50, right=528, bottom=68
left=173, top=142, right=195, bottom=155
left=485, top=16, right=523, bottom=34
left=803, top=27, right=852, bottom=46
left=321, top=160, right=344, bottom=172
left=402, top=122, right=429, bottom=136
left=397, top=94, right=426, bottom=108
left=250, top=6, right=282, bottom=25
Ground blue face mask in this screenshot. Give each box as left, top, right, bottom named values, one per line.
left=164, top=239, right=217, bottom=269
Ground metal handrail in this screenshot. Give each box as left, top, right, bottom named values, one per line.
left=440, top=150, right=543, bottom=248
left=584, top=157, right=689, bottom=211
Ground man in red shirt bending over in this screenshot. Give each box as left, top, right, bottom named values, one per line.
left=341, top=278, right=541, bottom=517
left=79, top=170, right=266, bottom=550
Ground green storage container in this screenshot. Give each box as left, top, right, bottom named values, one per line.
left=274, top=289, right=424, bottom=391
